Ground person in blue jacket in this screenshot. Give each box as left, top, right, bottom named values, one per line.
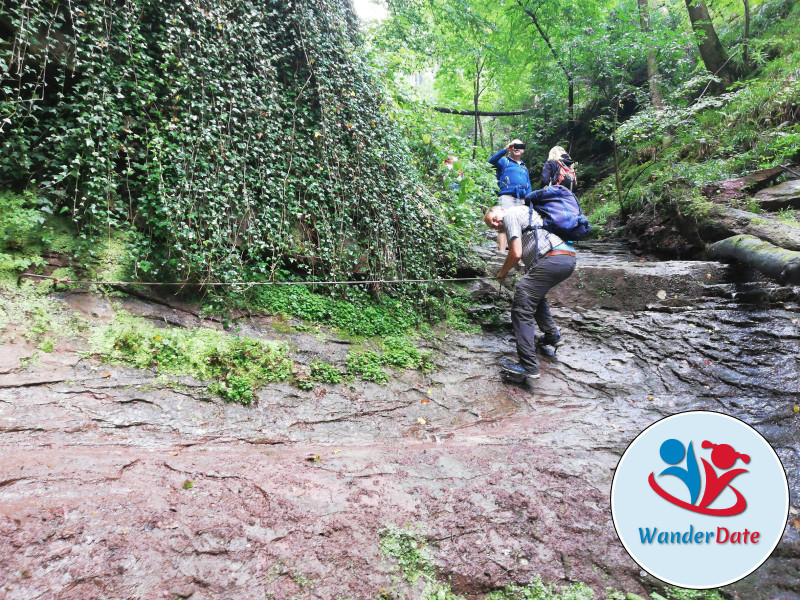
left=488, top=139, right=532, bottom=252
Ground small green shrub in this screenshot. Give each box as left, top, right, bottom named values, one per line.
left=209, top=374, right=256, bottom=404
left=344, top=336, right=433, bottom=384
left=38, top=337, right=55, bottom=353
left=0, top=191, right=50, bottom=252
left=0, top=283, right=87, bottom=350
left=380, top=335, right=434, bottom=372
left=247, top=283, right=484, bottom=340
left=777, top=207, right=800, bottom=224
left=309, top=360, right=343, bottom=383
left=346, top=350, right=389, bottom=383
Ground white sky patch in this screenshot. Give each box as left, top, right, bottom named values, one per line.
left=351, top=0, right=388, bottom=22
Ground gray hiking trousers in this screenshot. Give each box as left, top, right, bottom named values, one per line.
left=511, top=253, right=576, bottom=371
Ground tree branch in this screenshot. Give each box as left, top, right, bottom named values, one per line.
left=515, top=0, right=571, bottom=82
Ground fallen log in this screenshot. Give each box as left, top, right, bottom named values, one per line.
left=702, top=166, right=786, bottom=202
left=701, top=206, right=800, bottom=251
left=432, top=107, right=530, bottom=116
left=706, top=235, right=800, bottom=284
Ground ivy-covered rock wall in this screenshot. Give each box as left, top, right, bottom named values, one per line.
left=1, top=0, right=454, bottom=284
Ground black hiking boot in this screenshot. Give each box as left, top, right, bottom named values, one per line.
left=536, top=333, right=565, bottom=350
left=499, top=360, right=540, bottom=383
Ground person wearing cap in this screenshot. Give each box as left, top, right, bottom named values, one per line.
left=484, top=204, right=576, bottom=380
left=541, top=145, right=577, bottom=191
left=488, top=139, right=532, bottom=252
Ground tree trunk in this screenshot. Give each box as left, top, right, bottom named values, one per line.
left=684, top=0, right=735, bottom=90
left=742, top=0, right=751, bottom=69
left=637, top=0, right=665, bottom=110
left=612, top=102, right=624, bottom=217
left=472, top=58, right=484, bottom=160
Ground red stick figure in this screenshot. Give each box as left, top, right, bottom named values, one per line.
left=698, top=441, right=750, bottom=509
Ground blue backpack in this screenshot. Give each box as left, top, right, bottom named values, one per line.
left=523, top=185, right=592, bottom=241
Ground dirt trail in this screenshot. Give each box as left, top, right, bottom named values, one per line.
left=1, top=242, right=798, bottom=600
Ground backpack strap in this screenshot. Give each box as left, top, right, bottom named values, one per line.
left=525, top=204, right=540, bottom=263
left=557, top=161, right=576, bottom=192
left=554, top=161, right=565, bottom=186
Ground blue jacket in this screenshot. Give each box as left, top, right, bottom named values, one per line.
left=488, top=148, right=532, bottom=198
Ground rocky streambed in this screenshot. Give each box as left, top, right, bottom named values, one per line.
left=1, top=242, right=798, bottom=600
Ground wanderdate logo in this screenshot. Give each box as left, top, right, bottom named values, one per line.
left=611, top=411, right=789, bottom=589
left=649, top=438, right=750, bottom=516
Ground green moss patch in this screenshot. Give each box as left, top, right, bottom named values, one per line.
left=92, top=314, right=293, bottom=404
left=346, top=336, right=434, bottom=384
left=379, top=525, right=726, bottom=600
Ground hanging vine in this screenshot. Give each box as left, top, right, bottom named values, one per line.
left=0, top=0, right=460, bottom=289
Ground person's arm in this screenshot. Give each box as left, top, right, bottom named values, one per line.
left=497, top=237, right=522, bottom=279
left=541, top=161, right=554, bottom=187
left=488, top=147, right=508, bottom=166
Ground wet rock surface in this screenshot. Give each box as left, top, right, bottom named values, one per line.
left=1, top=242, right=799, bottom=600
left=754, top=180, right=800, bottom=210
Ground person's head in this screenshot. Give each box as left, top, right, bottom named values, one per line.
left=484, top=206, right=505, bottom=231
left=508, top=138, right=525, bottom=160
left=548, top=146, right=568, bottom=162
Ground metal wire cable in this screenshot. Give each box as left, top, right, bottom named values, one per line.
left=18, top=272, right=490, bottom=287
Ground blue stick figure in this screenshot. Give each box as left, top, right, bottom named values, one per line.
left=659, top=439, right=701, bottom=505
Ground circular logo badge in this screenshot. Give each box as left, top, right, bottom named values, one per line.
left=611, top=411, right=789, bottom=589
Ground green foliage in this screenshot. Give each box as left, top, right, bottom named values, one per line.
left=616, top=1, right=800, bottom=174
left=0, top=281, right=89, bottom=351
left=248, top=284, right=479, bottom=338
left=94, top=313, right=293, bottom=404
left=0, top=190, right=74, bottom=279
left=345, top=335, right=433, bottom=384
left=0, top=190, right=50, bottom=252
left=380, top=335, right=434, bottom=371
left=2, top=0, right=460, bottom=289
left=379, top=524, right=437, bottom=584
left=309, top=360, right=343, bottom=383
left=93, top=310, right=435, bottom=394
left=346, top=349, right=389, bottom=383
left=379, top=525, right=645, bottom=600
left=249, top=285, right=423, bottom=336
left=378, top=524, right=463, bottom=600
left=777, top=207, right=800, bottom=225
left=650, top=588, right=725, bottom=600
left=485, top=578, right=595, bottom=600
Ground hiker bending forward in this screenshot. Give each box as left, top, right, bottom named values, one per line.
left=485, top=205, right=576, bottom=379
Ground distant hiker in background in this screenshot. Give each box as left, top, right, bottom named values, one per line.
left=488, top=139, right=532, bottom=252
left=444, top=154, right=463, bottom=191
left=484, top=205, right=576, bottom=381
left=541, top=146, right=577, bottom=191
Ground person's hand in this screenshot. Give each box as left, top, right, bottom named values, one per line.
left=504, top=142, right=513, bottom=153
left=496, top=273, right=510, bottom=288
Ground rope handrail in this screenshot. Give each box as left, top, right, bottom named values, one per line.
left=18, top=272, right=490, bottom=288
